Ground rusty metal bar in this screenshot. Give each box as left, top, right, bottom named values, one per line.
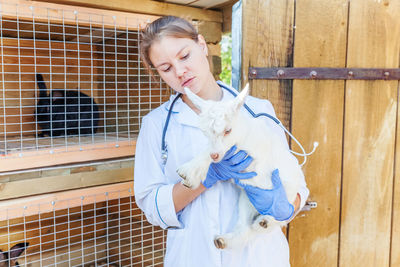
left=248, top=67, right=400, bottom=80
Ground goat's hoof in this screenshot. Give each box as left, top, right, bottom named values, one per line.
left=181, top=180, right=192, bottom=188
left=177, top=170, right=186, bottom=180
left=259, top=219, right=268, bottom=228
left=214, top=238, right=226, bottom=249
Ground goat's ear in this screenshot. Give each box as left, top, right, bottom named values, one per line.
left=233, top=83, right=249, bottom=111
left=184, top=87, right=206, bottom=111
left=9, top=243, right=29, bottom=259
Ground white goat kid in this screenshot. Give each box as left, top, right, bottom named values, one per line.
left=177, top=84, right=304, bottom=249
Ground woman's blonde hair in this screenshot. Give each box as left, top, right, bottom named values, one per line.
left=140, top=16, right=199, bottom=74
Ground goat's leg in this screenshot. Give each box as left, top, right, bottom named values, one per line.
left=177, top=151, right=212, bottom=189
left=252, top=214, right=287, bottom=234
left=214, top=190, right=258, bottom=249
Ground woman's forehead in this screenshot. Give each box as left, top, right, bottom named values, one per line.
left=150, top=37, right=195, bottom=58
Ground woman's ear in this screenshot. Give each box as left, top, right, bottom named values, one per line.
left=197, top=34, right=208, bottom=56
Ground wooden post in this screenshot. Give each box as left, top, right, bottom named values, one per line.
left=242, top=0, right=294, bottom=129
left=340, top=0, right=400, bottom=266
left=288, top=1, right=348, bottom=266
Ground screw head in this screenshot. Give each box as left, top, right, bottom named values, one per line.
left=250, top=69, right=257, bottom=78
left=277, top=69, right=285, bottom=77
left=384, top=71, right=390, bottom=77
left=310, top=71, right=317, bottom=78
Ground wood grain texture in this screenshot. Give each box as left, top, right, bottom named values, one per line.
left=288, top=1, right=348, bottom=266
left=35, top=0, right=222, bottom=22
left=340, top=0, right=400, bottom=266
left=242, top=0, right=294, bottom=129
left=0, top=140, right=135, bottom=172
left=0, top=0, right=159, bottom=30
left=0, top=181, right=133, bottom=219
left=0, top=166, right=134, bottom=200
left=392, top=77, right=400, bottom=267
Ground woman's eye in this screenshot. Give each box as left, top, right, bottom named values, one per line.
left=181, top=53, right=189, bottom=60
left=161, top=66, right=171, bottom=72
left=224, top=129, right=232, bottom=136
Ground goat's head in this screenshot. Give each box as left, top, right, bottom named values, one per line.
left=0, top=243, right=29, bottom=267
left=184, top=84, right=249, bottom=162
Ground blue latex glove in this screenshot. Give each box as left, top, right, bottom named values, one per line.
left=202, top=145, right=257, bottom=188
left=235, top=169, right=294, bottom=221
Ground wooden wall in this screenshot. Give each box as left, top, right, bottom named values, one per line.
left=242, top=0, right=400, bottom=266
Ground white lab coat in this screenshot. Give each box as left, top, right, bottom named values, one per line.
left=134, top=81, right=309, bottom=267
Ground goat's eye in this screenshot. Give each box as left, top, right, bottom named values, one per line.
left=224, top=129, right=232, bottom=136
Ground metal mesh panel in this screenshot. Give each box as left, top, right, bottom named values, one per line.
left=0, top=2, right=170, bottom=158
left=0, top=184, right=166, bottom=266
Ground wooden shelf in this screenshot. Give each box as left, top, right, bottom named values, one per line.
left=0, top=134, right=137, bottom=172
left=0, top=181, right=134, bottom=220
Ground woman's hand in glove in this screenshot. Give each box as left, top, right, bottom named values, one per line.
left=235, top=169, right=294, bottom=221
left=202, top=145, right=257, bottom=188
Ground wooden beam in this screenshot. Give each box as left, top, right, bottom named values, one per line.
left=0, top=181, right=133, bottom=220
left=0, top=167, right=133, bottom=202
left=1, top=0, right=160, bottom=30
left=34, top=0, right=223, bottom=23
left=0, top=140, right=136, bottom=172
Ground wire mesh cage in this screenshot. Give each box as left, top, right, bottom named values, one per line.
left=0, top=182, right=166, bottom=267
left=0, top=1, right=170, bottom=171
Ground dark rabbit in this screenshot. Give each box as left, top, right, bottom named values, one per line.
left=35, top=73, right=100, bottom=137
left=0, top=243, right=29, bottom=267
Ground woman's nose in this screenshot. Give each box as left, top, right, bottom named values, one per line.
left=175, top=63, right=186, bottom=77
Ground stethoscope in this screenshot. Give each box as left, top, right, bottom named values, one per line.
left=161, top=82, right=318, bottom=167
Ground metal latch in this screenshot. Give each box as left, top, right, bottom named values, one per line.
left=301, top=201, right=317, bottom=212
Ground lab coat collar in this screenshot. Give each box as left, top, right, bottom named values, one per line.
left=164, top=93, right=199, bottom=128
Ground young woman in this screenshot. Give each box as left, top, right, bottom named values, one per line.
left=134, top=16, right=309, bottom=267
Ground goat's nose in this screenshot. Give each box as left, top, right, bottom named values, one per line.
left=210, top=153, right=219, bottom=161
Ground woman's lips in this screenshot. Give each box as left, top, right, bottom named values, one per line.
left=182, top=77, right=194, bottom=87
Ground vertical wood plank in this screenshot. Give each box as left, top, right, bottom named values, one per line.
left=289, top=1, right=348, bottom=266
left=340, top=0, right=400, bottom=266
left=242, top=0, right=294, bottom=129
left=393, top=80, right=400, bottom=266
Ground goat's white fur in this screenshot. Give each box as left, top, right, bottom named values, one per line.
left=177, top=84, right=304, bottom=249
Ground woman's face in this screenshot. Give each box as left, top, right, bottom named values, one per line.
left=149, top=35, right=212, bottom=98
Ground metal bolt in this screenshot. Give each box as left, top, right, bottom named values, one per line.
left=348, top=71, right=354, bottom=77
left=250, top=69, right=257, bottom=78
left=310, top=71, right=317, bottom=78
left=115, top=144, right=120, bottom=148
left=74, top=10, right=78, bottom=15
left=51, top=201, right=55, bottom=205
left=384, top=71, right=390, bottom=77
left=277, top=69, right=285, bottom=77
